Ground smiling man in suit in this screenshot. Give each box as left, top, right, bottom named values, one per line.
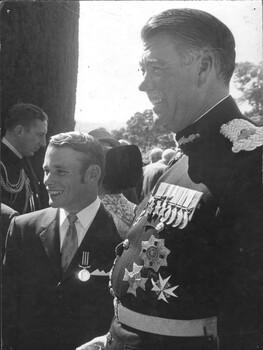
left=2, top=131, right=121, bottom=350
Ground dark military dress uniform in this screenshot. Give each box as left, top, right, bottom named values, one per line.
left=1, top=142, right=41, bottom=214
left=105, top=96, right=263, bottom=350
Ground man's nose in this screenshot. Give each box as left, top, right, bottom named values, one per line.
left=40, top=136, right=47, bottom=147
left=138, top=73, right=154, bottom=92
left=43, top=173, right=49, bottom=186
left=43, top=171, right=53, bottom=186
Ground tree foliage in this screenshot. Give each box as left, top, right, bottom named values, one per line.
left=112, top=109, right=175, bottom=160
left=234, top=62, right=263, bottom=123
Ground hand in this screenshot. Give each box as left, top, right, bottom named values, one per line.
left=76, top=335, right=107, bottom=350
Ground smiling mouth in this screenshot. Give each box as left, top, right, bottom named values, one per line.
left=48, top=190, right=63, bottom=196
left=150, top=98, right=163, bottom=105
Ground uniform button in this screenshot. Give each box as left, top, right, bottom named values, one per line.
left=123, top=239, right=130, bottom=249
left=155, top=222, right=164, bottom=232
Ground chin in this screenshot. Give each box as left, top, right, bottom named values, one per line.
left=49, top=200, right=59, bottom=208
left=153, top=112, right=164, bottom=126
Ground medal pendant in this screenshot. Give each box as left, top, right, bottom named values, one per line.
left=78, top=268, right=91, bottom=282
left=78, top=251, right=91, bottom=282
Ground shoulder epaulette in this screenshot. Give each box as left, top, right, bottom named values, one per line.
left=220, top=118, right=263, bottom=153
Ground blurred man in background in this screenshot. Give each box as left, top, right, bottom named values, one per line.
left=1, top=103, right=48, bottom=213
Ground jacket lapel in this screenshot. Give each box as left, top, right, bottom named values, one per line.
left=39, top=208, right=62, bottom=279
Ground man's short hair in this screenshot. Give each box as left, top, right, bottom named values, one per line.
left=5, top=103, right=48, bottom=131
left=161, top=148, right=177, bottom=165
left=149, top=148, right=163, bottom=163
left=49, top=131, right=105, bottom=185
left=141, top=8, right=236, bottom=84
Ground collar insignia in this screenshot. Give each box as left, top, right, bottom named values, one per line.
left=220, top=118, right=263, bottom=153
left=178, top=133, right=200, bottom=146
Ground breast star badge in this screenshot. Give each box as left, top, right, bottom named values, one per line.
left=123, top=262, right=148, bottom=297
left=139, top=235, right=170, bottom=272
left=151, top=274, right=179, bottom=303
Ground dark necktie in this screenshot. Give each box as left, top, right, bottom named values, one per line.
left=61, top=213, right=78, bottom=271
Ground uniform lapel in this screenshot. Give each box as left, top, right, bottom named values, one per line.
left=39, top=208, right=62, bottom=279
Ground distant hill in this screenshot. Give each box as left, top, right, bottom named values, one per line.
left=75, top=119, right=127, bottom=133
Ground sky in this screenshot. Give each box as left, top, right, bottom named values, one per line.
left=75, top=0, right=262, bottom=127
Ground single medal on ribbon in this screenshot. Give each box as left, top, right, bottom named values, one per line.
left=78, top=251, right=91, bottom=282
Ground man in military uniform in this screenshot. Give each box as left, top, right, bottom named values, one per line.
left=78, top=8, right=263, bottom=350
left=1, top=103, right=48, bottom=214
left=3, top=132, right=121, bottom=350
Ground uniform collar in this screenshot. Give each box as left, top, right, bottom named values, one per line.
left=191, top=95, right=230, bottom=125
left=2, top=137, right=23, bottom=159
left=176, top=95, right=241, bottom=151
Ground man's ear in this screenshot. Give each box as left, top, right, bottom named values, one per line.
left=84, top=164, right=101, bottom=184
left=14, top=125, right=24, bottom=137
left=197, top=51, right=214, bottom=87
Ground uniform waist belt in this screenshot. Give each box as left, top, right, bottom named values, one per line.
left=117, top=304, right=217, bottom=337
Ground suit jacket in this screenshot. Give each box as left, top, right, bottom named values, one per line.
left=1, top=142, right=41, bottom=214
left=3, top=204, right=121, bottom=350
left=106, top=96, right=263, bottom=350
left=1, top=203, right=19, bottom=256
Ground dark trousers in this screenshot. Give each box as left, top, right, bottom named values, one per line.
left=218, top=331, right=263, bottom=350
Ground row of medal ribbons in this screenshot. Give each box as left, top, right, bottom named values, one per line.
left=145, top=182, right=203, bottom=229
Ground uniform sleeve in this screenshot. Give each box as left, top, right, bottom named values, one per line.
left=217, top=149, right=263, bottom=300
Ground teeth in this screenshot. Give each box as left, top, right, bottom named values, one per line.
left=49, top=191, right=63, bottom=195
left=151, top=98, right=162, bottom=104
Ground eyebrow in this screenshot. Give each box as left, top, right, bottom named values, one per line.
left=43, top=164, right=66, bottom=170
left=139, top=58, right=167, bottom=68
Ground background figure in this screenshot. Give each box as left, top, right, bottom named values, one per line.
left=140, top=147, right=168, bottom=200
left=3, top=131, right=121, bottom=350
left=118, top=137, right=141, bottom=205
left=148, top=147, right=163, bottom=163
left=78, top=8, right=263, bottom=350
left=1, top=103, right=48, bottom=214
left=89, top=127, right=140, bottom=205
left=89, top=128, right=143, bottom=239
left=118, top=139, right=130, bottom=146
left=158, top=148, right=177, bottom=165
left=0, top=203, right=19, bottom=256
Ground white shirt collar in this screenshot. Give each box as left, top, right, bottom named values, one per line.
left=59, top=197, right=101, bottom=248
left=59, top=197, right=101, bottom=228
left=2, top=137, right=23, bottom=159
left=193, top=95, right=230, bottom=125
